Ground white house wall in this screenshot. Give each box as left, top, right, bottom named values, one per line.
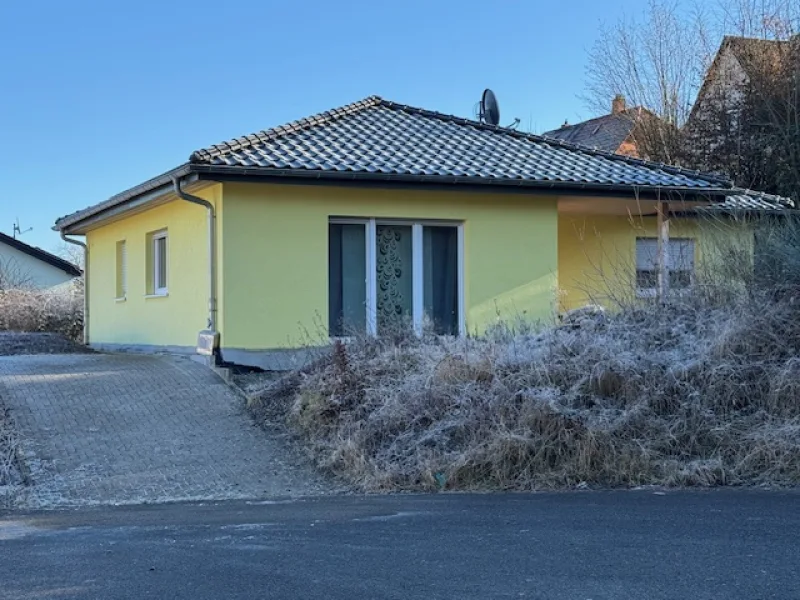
left=0, top=242, right=76, bottom=289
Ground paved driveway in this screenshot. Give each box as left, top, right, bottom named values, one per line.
left=0, top=353, right=333, bottom=508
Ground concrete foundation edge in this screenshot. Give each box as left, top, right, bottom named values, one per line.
left=89, top=342, right=327, bottom=371
left=220, top=347, right=327, bottom=371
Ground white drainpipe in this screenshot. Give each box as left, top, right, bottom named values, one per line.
left=60, top=231, right=89, bottom=345
left=172, top=176, right=219, bottom=356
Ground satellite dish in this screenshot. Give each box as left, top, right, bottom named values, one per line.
left=480, top=89, right=500, bottom=126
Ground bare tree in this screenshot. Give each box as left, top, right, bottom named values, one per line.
left=715, top=0, right=799, bottom=39
left=584, top=0, right=799, bottom=203
left=682, top=3, right=798, bottom=198
left=54, top=241, right=85, bottom=270
left=0, top=257, right=34, bottom=291
left=583, top=0, right=711, bottom=163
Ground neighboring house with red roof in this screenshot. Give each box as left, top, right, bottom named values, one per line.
left=0, top=231, right=81, bottom=290
left=543, top=88, right=792, bottom=212
left=55, top=96, right=779, bottom=369
left=543, top=95, right=646, bottom=157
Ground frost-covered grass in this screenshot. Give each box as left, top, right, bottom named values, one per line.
left=248, top=219, right=800, bottom=491
left=248, top=290, right=800, bottom=492
left=0, top=407, right=22, bottom=491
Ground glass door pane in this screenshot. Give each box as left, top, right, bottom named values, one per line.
left=376, top=224, right=413, bottom=333
left=423, top=226, right=458, bottom=335
left=156, top=236, right=167, bottom=290
left=329, top=223, right=366, bottom=336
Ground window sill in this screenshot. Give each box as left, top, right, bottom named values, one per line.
left=637, top=288, right=694, bottom=299
left=144, top=292, right=169, bottom=299
left=115, top=296, right=127, bottom=303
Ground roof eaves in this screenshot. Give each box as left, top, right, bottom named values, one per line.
left=192, top=163, right=735, bottom=198
left=54, top=163, right=192, bottom=231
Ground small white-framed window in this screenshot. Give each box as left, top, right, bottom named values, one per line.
left=115, top=240, right=127, bottom=300
left=328, top=218, right=465, bottom=337
left=149, top=230, right=168, bottom=296
left=636, top=238, right=695, bottom=296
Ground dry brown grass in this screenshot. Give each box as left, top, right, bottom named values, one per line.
left=0, top=287, right=83, bottom=342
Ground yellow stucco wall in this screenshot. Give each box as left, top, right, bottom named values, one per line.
left=220, top=183, right=559, bottom=349
left=557, top=212, right=754, bottom=311
left=86, top=185, right=222, bottom=347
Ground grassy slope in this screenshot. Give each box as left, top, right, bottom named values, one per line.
left=249, top=293, right=800, bottom=492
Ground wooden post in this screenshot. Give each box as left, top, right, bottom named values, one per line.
left=656, top=200, right=670, bottom=301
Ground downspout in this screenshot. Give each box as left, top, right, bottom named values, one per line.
left=172, top=177, right=219, bottom=355
left=60, top=232, right=89, bottom=345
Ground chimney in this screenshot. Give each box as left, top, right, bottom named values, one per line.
left=612, top=94, right=626, bottom=114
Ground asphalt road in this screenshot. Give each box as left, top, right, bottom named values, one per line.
left=1, top=491, right=798, bottom=600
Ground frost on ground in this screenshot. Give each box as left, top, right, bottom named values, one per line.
left=0, top=288, right=84, bottom=344
left=248, top=288, right=800, bottom=492
left=0, top=406, right=24, bottom=506
left=0, top=332, right=91, bottom=356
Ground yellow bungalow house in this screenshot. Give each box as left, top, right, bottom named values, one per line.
left=54, top=96, right=786, bottom=369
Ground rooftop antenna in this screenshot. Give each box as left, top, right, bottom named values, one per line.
left=474, top=89, right=520, bottom=129
left=12, top=218, right=32, bottom=239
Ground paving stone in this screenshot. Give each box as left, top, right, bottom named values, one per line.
left=0, top=354, right=335, bottom=509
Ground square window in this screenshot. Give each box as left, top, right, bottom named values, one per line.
left=636, top=238, right=695, bottom=294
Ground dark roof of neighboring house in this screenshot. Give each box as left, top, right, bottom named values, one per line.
left=541, top=108, right=642, bottom=152
left=0, top=232, right=82, bottom=277
left=688, top=35, right=790, bottom=123
left=57, top=96, right=752, bottom=231
left=724, top=35, right=789, bottom=76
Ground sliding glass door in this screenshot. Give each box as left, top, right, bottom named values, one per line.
left=328, top=219, right=463, bottom=337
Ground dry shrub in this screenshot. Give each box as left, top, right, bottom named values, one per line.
left=248, top=225, right=800, bottom=492
left=0, top=287, right=83, bottom=341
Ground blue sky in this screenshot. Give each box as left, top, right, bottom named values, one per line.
left=0, top=0, right=644, bottom=252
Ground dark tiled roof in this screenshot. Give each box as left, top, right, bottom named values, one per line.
left=708, top=192, right=794, bottom=211
left=58, top=96, right=759, bottom=231
left=189, top=97, right=728, bottom=190
left=0, top=232, right=82, bottom=277
left=541, top=109, right=640, bottom=152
